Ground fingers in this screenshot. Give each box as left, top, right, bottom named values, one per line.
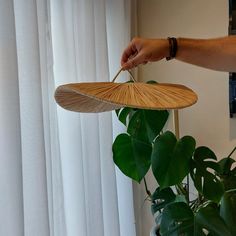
left=121, top=40, right=138, bottom=66
left=121, top=37, right=148, bottom=70
left=121, top=37, right=168, bottom=70
left=122, top=53, right=145, bottom=70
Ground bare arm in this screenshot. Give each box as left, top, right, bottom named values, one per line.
left=177, top=37, right=236, bottom=72
left=121, top=36, right=236, bottom=72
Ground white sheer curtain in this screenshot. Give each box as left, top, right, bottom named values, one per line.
left=0, top=0, right=136, bottom=235
left=51, top=0, right=136, bottom=235
left=1, top=0, right=64, bottom=235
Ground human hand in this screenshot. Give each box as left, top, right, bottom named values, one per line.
left=121, top=37, right=169, bottom=70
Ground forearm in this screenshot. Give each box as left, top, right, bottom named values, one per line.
left=176, top=36, right=236, bottom=72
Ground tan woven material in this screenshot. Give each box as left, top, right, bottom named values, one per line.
left=54, top=82, right=198, bottom=113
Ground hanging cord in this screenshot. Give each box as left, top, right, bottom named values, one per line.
left=112, top=68, right=136, bottom=82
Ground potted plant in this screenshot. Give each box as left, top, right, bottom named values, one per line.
left=112, top=106, right=236, bottom=236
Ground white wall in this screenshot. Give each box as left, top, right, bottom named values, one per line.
left=133, top=1, right=236, bottom=235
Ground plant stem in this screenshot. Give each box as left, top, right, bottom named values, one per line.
left=186, top=175, right=190, bottom=204
left=175, top=183, right=186, bottom=195
left=227, top=146, right=236, bottom=158
left=143, top=177, right=152, bottom=198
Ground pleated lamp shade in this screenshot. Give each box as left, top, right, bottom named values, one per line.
left=54, top=81, right=198, bottom=113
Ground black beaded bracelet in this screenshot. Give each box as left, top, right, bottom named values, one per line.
left=166, top=37, right=178, bottom=61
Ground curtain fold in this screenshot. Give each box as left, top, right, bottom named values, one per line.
left=0, top=0, right=136, bottom=235
left=13, top=1, right=50, bottom=234
left=51, top=0, right=124, bottom=235
left=1, top=0, right=65, bottom=235
left=0, top=1, right=24, bottom=235
left=105, top=1, right=137, bottom=236
left=36, top=0, right=67, bottom=235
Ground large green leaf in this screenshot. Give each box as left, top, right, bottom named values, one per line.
left=217, top=157, right=235, bottom=175
left=146, top=80, right=158, bottom=84
left=221, top=175, right=236, bottom=191
left=159, top=203, right=231, bottom=236
left=117, top=107, right=133, bottom=126
left=190, top=146, right=224, bottom=203
left=195, top=204, right=231, bottom=236
left=151, top=187, right=176, bottom=215
left=203, top=174, right=224, bottom=202
left=194, top=146, right=217, bottom=161
left=220, top=191, right=236, bottom=235
left=152, top=187, right=176, bottom=202
left=160, top=202, right=194, bottom=236
left=216, top=157, right=236, bottom=191
left=115, top=108, right=120, bottom=117
left=112, top=133, right=152, bottom=182
left=127, top=109, right=169, bottom=143
left=151, top=131, right=196, bottom=188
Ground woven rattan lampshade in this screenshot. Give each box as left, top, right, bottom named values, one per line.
left=54, top=81, right=198, bottom=113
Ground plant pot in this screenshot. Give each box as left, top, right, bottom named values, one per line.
left=150, top=225, right=160, bottom=236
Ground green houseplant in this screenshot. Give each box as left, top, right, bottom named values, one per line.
left=112, top=106, right=236, bottom=236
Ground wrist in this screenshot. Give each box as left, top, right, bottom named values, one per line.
left=166, top=37, right=178, bottom=60
left=160, top=39, right=170, bottom=59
